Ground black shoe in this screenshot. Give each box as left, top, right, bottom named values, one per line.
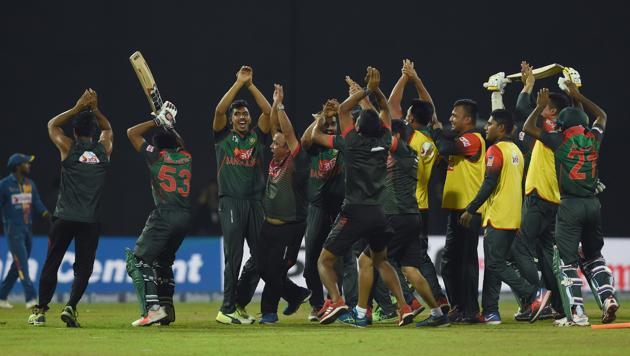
left=513, top=307, right=532, bottom=322
left=447, top=306, right=462, bottom=323
left=416, top=314, right=451, bottom=328
left=538, top=305, right=557, bottom=320
left=159, top=303, right=176, bottom=325
left=60, top=305, right=80, bottom=328
left=283, top=288, right=312, bottom=316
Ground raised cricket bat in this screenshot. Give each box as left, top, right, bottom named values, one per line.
left=129, top=51, right=164, bottom=114
left=129, top=51, right=182, bottom=139
left=505, top=63, right=565, bottom=81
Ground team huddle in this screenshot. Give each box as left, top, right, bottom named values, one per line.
left=0, top=59, right=618, bottom=328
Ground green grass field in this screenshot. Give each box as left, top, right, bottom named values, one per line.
left=0, top=301, right=628, bottom=355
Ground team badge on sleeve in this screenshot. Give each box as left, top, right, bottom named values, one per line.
left=146, top=145, right=155, bottom=152
left=487, top=155, right=494, bottom=167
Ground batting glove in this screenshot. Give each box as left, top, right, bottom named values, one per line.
left=483, top=72, right=511, bottom=94
left=153, top=101, right=177, bottom=128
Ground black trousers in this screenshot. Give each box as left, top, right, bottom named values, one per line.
left=38, top=218, right=100, bottom=310
left=510, top=193, right=562, bottom=311
left=218, top=197, right=264, bottom=314
left=482, top=227, right=536, bottom=313
left=441, top=211, right=480, bottom=316
left=257, top=220, right=308, bottom=314
left=303, top=204, right=358, bottom=308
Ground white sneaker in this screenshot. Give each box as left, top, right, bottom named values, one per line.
left=25, top=299, right=38, bottom=309
left=602, top=296, right=619, bottom=324
left=554, top=314, right=590, bottom=327
left=0, top=300, right=14, bottom=309
left=131, top=306, right=167, bottom=327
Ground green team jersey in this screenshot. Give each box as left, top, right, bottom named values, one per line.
left=263, top=145, right=309, bottom=222
left=213, top=126, right=269, bottom=200
left=336, top=128, right=392, bottom=206
left=54, top=141, right=109, bottom=223
left=306, top=144, right=344, bottom=209
left=383, top=137, right=420, bottom=215
left=141, top=142, right=192, bottom=210
left=540, top=124, right=604, bottom=198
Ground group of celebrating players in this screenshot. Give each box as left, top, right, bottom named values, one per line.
left=0, top=58, right=618, bottom=329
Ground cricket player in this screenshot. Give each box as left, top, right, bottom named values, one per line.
left=0, top=154, right=49, bottom=309
left=388, top=59, right=450, bottom=312
left=29, top=89, right=112, bottom=327
left=430, top=99, right=485, bottom=323
left=313, top=67, right=414, bottom=327
left=301, top=98, right=358, bottom=321
left=372, top=119, right=449, bottom=328
left=257, top=85, right=311, bottom=324
left=523, top=84, right=615, bottom=326
left=511, top=62, right=569, bottom=320
left=212, top=66, right=271, bottom=324
left=460, top=109, right=551, bottom=324
left=125, top=101, right=191, bottom=326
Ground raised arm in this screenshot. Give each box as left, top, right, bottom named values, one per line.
left=127, top=120, right=156, bottom=152
left=565, top=81, right=607, bottom=129
left=89, top=89, right=113, bottom=158
left=339, top=75, right=370, bottom=134
left=301, top=119, right=318, bottom=150
left=244, top=68, right=271, bottom=134
left=364, top=67, right=391, bottom=129
left=311, top=115, right=334, bottom=149
left=520, top=61, right=535, bottom=95
left=404, top=60, right=438, bottom=122
left=387, top=59, right=410, bottom=119
left=48, top=90, right=93, bottom=161
left=272, top=84, right=299, bottom=152
left=523, top=88, right=549, bottom=140
left=213, top=66, right=250, bottom=132
left=346, top=76, right=376, bottom=111
left=302, top=99, right=337, bottom=150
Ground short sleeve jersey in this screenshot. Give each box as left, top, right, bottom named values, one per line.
left=263, top=145, right=310, bottom=222
left=383, top=137, right=420, bottom=215
left=407, top=129, right=437, bottom=210
left=213, top=126, right=268, bottom=200
left=140, top=142, right=192, bottom=210
left=540, top=124, right=604, bottom=198
left=306, top=144, right=344, bottom=208
left=340, top=127, right=392, bottom=206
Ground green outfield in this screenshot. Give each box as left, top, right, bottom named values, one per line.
left=0, top=301, right=628, bottom=355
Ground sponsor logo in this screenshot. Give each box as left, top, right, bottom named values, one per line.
left=370, top=146, right=385, bottom=152
left=511, top=151, right=520, bottom=165
left=310, top=157, right=338, bottom=179
left=226, top=147, right=257, bottom=167
left=146, top=145, right=155, bottom=152
left=233, top=147, right=253, bottom=161
left=459, top=136, right=471, bottom=147
left=487, top=155, right=494, bottom=167
left=11, top=193, right=32, bottom=205
left=519, top=131, right=525, bottom=141
left=268, top=161, right=286, bottom=180
left=420, top=142, right=435, bottom=158
left=79, top=151, right=100, bottom=164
